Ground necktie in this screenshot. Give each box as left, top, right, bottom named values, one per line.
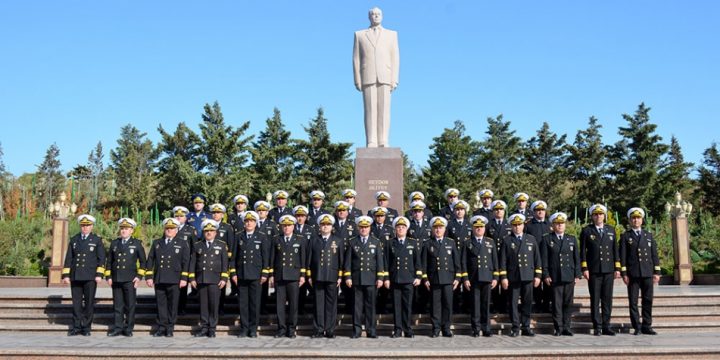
left=82, top=235, right=87, bottom=241
left=206, top=242, right=210, bottom=249
left=598, top=227, right=604, bottom=236
left=558, top=235, right=563, bottom=241
left=340, top=221, right=344, bottom=227
left=165, top=238, right=170, bottom=245
left=323, top=237, right=328, bottom=242
left=635, top=231, right=641, bottom=237
left=285, top=237, right=290, bottom=243
left=399, top=239, right=404, bottom=246
left=122, top=239, right=127, bottom=246
left=362, top=237, right=367, bottom=244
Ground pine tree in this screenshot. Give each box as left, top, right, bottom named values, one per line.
left=0, top=142, right=7, bottom=220
left=249, top=108, right=299, bottom=202
left=521, top=122, right=569, bottom=209
left=198, top=101, right=254, bottom=204
left=295, top=108, right=353, bottom=204
left=566, top=116, right=608, bottom=210
left=110, top=125, right=158, bottom=212
left=403, top=153, right=422, bottom=203
left=156, top=122, right=204, bottom=209
left=698, top=143, right=720, bottom=215
left=658, top=136, right=694, bottom=203
left=37, top=143, right=64, bottom=213
left=606, top=103, right=669, bottom=218
left=87, top=141, right=105, bottom=211
left=419, top=120, right=480, bottom=211
left=475, top=115, right=524, bottom=202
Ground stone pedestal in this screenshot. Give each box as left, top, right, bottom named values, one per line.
left=671, top=216, right=693, bottom=285
left=354, top=147, right=404, bottom=215
left=48, top=218, right=69, bottom=287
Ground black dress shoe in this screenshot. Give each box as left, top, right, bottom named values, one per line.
left=249, top=332, right=258, bottom=338
left=509, top=330, right=519, bottom=337
left=68, top=329, right=80, bottom=336
left=274, top=330, right=286, bottom=338
left=287, top=331, right=297, bottom=339
left=391, top=331, right=402, bottom=338
left=482, top=331, right=492, bottom=337
left=350, top=333, right=360, bottom=339
left=153, top=330, right=165, bottom=337
left=553, top=330, right=561, bottom=336
left=472, top=331, right=480, bottom=337
left=325, top=332, right=335, bottom=339
left=367, top=333, right=377, bottom=338
left=238, top=331, right=248, bottom=338
left=442, top=331, right=453, bottom=338
left=562, top=329, right=574, bottom=336
left=124, top=331, right=133, bottom=337
left=521, top=329, right=535, bottom=337
left=208, top=331, right=216, bottom=338
left=164, top=331, right=173, bottom=338
left=634, top=328, right=641, bottom=335
left=194, top=330, right=208, bottom=338
left=404, top=332, right=414, bottom=338
left=593, top=329, right=601, bottom=336
left=430, top=332, right=440, bottom=338
left=641, top=328, right=657, bottom=335
left=82, top=330, right=91, bottom=336
left=108, top=329, right=122, bottom=337
left=602, top=328, right=616, bottom=336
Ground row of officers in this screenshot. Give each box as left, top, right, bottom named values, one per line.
left=62, top=191, right=660, bottom=339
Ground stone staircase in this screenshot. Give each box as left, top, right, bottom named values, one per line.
left=0, top=283, right=718, bottom=336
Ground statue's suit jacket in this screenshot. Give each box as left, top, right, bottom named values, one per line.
left=353, top=26, right=399, bottom=87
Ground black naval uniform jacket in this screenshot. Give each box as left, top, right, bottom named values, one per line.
left=462, top=236, right=499, bottom=283
left=62, top=233, right=106, bottom=281
left=307, top=207, right=330, bottom=227
left=348, top=207, right=363, bottom=222
left=372, top=222, right=394, bottom=244
left=344, top=235, right=387, bottom=286
left=257, top=218, right=279, bottom=240
left=404, top=208, right=433, bottom=222
left=487, top=218, right=512, bottom=252
left=367, top=208, right=399, bottom=223
left=145, top=237, right=190, bottom=284
left=542, top=233, right=582, bottom=283
left=500, top=234, right=542, bottom=282
left=105, top=237, right=147, bottom=282
left=307, top=234, right=345, bottom=282
left=189, top=240, right=229, bottom=284
left=423, top=237, right=462, bottom=285
left=619, top=229, right=660, bottom=278
left=177, top=224, right=198, bottom=245
left=512, top=208, right=533, bottom=221
left=580, top=224, right=620, bottom=274
left=268, top=207, right=293, bottom=224
left=525, top=218, right=551, bottom=246
left=269, top=234, right=307, bottom=281
left=472, top=207, right=493, bottom=219
left=333, top=218, right=358, bottom=244
left=215, top=222, right=235, bottom=262
left=295, top=223, right=317, bottom=242
left=230, top=231, right=270, bottom=281
left=447, top=218, right=472, bottom=251
left=386, top=237, right=423, bottom=284
left=408, top=219, right=432, bottom=242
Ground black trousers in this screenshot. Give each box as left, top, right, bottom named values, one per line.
left=414, top=283, right=431, bottom=314
left=353, top=285, right=377, bottom=336
left=237, top=279, right=262, bottom=335
left=198, top=283, right=220, bottom=331
left=179, top=283, right=189, bottom=314
left=627, top=276, right=654, bottom=330
left=376, top=286, right=391, bottom=314
left=70, top=280, right=97, bottom=332
left=470, top=281, right=492, bottom=332
left=430, top=283, right=453, bottom=332
left=340, top=282, right=354, bottom=315
left=588, top=272, right=615, bottom=330
left=111, top=281, right=137, bottom=331
left=154, top=283, right=179, bottom=332
left=275, top=280, right=300, bottom=333
left=298, top=282, right=311, bottom=314
left=260, top=281, right=271, bottom=314
left=551, top=281, right=575, bottom=331
left=491, top=284, right=508, bottom=314
left=392, top=283, right=414, bottom=333
left=509, top=280, right=534, bottom=331
left=534, top=281, right=552, bottom=312
left=313, top=281, right=339, bottom=334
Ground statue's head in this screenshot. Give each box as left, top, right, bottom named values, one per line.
left=368, top=7, right=383, bottom=26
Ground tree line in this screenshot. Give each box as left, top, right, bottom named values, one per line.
left=0, top=101, right=719, bottom=225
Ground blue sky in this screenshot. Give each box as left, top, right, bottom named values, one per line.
left=1, top=1, right=718, bottom=176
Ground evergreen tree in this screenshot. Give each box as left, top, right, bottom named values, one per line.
left=658, top=136, right=694, bottom=202
left=295, top=108, right=353, bottom=204
left=156, top=122, right=204, bottom=208
left=198, top=101, right=254, bottom=204
left=566, top=116, right=608, bottom=211
left=0, top=142, right=6, bottom=220
left=36, top=143, right=64, bottom=212
left=87, top=141, right=105, bottom=211
left=419, top=120, right=480, bottom=211
left=521, top=122, right=569, bottom=209
left=698, top=143, right=720, bottom=215
left=606, top=103, right=669, bottom=218
left=249, top=108, right=299, bottom=202
left=475, top=115, right=524, bottom=202
left=110, top=125, right=158, bottom=212
left=403, top=153, right=422, bottom=204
